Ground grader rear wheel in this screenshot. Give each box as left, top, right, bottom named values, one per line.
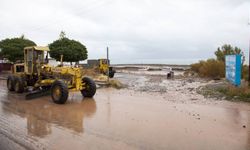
left=81, top=77, right=96, bottom=98
left=14, top=76, right=25, bottom=93
left=51, top=80, right=68, bottom=104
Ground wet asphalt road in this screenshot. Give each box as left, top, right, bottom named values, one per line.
left=0, top=73, right=250, bottom=150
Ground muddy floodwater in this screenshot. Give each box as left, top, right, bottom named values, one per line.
left=0, top=72, right=250, bottom=150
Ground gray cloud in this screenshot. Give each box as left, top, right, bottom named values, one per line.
left=0, top=0, right=250, bottom=64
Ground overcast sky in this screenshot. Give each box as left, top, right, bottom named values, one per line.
left=0, top=0, right=250, bottom=64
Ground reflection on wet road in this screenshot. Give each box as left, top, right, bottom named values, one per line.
left=2, top=96, right=96, bottom=137
left=0, top=79, right=250, bottom=150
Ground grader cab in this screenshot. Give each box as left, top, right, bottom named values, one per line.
left=7, top=46, right=96, bottom=104
left=12, top=46, right=49, bottom=74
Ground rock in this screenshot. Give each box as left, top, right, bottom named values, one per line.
left=188, top=88, right=194, bottom=91
left=243, top=125, right=246, bottom=128
left=191, top=98, right=198, bottom=101
left=187, top=79, right=195, bottom=83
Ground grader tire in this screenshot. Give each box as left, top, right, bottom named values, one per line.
left=81, top=77, right=96, bottom=98
left=7, top=75, right=15, bottom=91
left=14, top=76, right=25, bottom=93
left=51, top=80, right=68, bottom=104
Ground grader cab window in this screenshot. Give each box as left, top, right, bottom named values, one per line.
left=102, top=59, right=107, bottom=64
left=44, top=51, right=49, bottom=64
left=15, top=65, right=24, bottom=73
left=27, top=49, right=33, bottom=73
left=25, top=48, right=46, bottom=74
left=33, top=50, right=44, bottom=62
left=33, top=50, right=44, bottom=73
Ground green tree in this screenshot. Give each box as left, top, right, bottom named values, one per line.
left=0, top=48, right=2, bottom=57
left=49, top=32, right=88, bottom=63
left=59, top=31, right=66, bottom=39
left=0, top=36, right=36, bottom=62
left=215, top=44, right=244, bottom=62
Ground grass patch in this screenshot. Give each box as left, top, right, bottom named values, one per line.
left=198, top=81, right=250, bottom=102
left=217, top=85, right=250, bottom=102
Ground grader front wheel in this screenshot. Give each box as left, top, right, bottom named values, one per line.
left=81, top=77, right=96, bottom=98
left=51, top=80, right=69, bottom=104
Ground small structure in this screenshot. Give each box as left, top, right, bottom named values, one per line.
left=0, top=56, right=2, bottom=72
left=87, top=59, right=100, bottom=68
left=0, top=57, right=12, bottom=73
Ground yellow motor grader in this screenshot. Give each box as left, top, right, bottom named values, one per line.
left=7, top=46, right=96, bottom=104
left=98, top=59, right=115, bottom=78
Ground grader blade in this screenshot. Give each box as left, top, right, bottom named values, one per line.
left=25, top=89, right=51, bottom=100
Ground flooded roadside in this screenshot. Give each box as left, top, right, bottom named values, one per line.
left=0, top=72, right=250, bottom=150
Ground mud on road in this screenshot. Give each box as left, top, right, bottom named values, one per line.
left=0, top=72, right=250, bottom=150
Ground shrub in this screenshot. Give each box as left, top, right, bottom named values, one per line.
left=242, top=65, right=248, bottom=81
left=190, top=59, right=225, bottom=79
left=190, top=60, right=205, bottom=73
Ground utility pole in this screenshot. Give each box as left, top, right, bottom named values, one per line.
left=249, top=34, right=250, bottom=86
left=248, top=13, right=250, bottom=86
left=249, top=36, right=250, bottom=86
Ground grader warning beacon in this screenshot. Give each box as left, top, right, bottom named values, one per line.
left=7, top=46, right=96, bottom=104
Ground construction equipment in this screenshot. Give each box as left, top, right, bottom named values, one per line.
left=7, top=46, right=96, bottom=104
left=98, top=59, right=116, bottom=78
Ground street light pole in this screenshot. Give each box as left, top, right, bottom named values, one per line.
left=107, top=47, right=109, bottom=83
